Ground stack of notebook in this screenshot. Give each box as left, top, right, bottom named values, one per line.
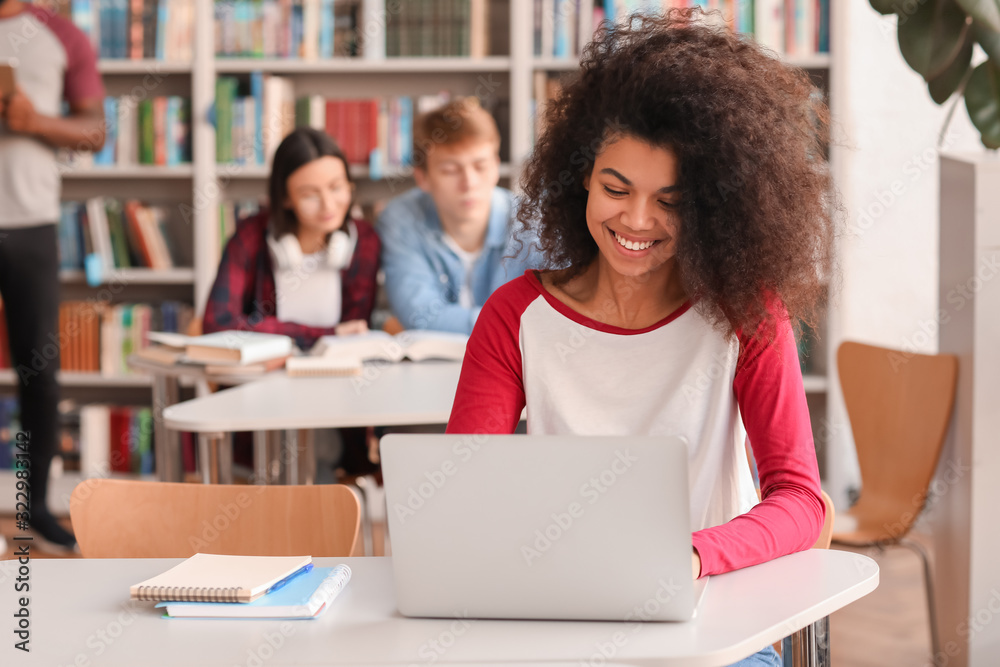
left=130, top=553, right=352, bottom=619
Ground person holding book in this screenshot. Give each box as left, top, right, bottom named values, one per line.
left=0, top=0, right=106, bottom=551
left=376, top=97, right=542, bottom=335
left=445, top=11, right=834, bottom=666
left=203, top=127, right=380, bottom=350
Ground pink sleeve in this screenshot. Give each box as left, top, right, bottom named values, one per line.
left=32, top=7, right=106, bottom=104
left=691, top=311, right=825, bottom=577
left=446, top=277, right=534, bottom=434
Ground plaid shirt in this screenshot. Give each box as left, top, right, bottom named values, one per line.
left=203, top=209, right=381, bottom=350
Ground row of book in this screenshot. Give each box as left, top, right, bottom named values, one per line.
left=215, top=0, right=360, bottom=59
left=586, top=0, right=829, bottom=57
left=83, top=96, right=192, bottom=168
left=55, top=301, right=194, bottom=375
left=385, top=0, right=492, bottom=58
left=58, top=198, right=188, bottom=276
left=0, top=396, right=164, bottom=476
left=68, top=0, right=195, bottom=61
left=215, top=74, right=419, bottom=170
left=76, top=403, right=155, bottom=475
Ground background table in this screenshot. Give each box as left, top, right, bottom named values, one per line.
left=162, top=361, right=470, bottom=486
left=127, top=355, right=282, bottom=483
left=0, top=549, right=878, bottom=666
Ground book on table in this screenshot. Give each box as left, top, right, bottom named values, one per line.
left=156, top=564, right=352, bottom=619
left=130, top=553, right=312, bottom=603
left=309, top=329, right=468, bottom=364
left=140, top=330, right=294, bottom=367
left=184, top=331, right=294, bottom=365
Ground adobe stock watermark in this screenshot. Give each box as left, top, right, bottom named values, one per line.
left=580, top=577, right=684, bottom=666
left=921, top=588, right=1000, bottom=667
left=408, top=611, right=476, bottom=666
left=391, top=432, right=491, bottom=525
left=521, top=449, right=639, bottom=566
left=889, top=253, right=1000, bottom=371
left=854, top=128, right=962, bottom=238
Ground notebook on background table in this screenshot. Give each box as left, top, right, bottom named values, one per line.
left=380, top=434, right=708, bottom=622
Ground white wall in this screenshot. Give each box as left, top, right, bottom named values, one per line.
left=826, top=0, right=985, bottom=506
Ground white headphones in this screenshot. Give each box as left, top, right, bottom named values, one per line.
left=267, top=221, right=357, bottom=273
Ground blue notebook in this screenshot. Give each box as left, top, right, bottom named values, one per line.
left=156, top=565, right=352, bottom=619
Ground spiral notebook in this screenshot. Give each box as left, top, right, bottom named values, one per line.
left=156, top=564, right=352, bottom=618
left=130, top=553, right=312, bottom=603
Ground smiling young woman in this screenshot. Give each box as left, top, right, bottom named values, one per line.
left=445, top=9, right=836, bottom=667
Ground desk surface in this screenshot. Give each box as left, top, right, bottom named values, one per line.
left=1, top=550, right=877, bottom=666
left=163, top=361, right=463, bottom=432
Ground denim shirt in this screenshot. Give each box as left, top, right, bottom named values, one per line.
left=377, top=187, right=542, bottom=334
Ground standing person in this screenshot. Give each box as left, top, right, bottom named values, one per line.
left=446, top=11, right=835, bottom=665
left=0, top=0, right=106, bottom=551
left=377, top=97, right=542, bottom=335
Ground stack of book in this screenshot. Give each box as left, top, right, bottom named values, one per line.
left=132, top=554, right=352, bottom=619
left=135, top=330, right=295, bottom=376
left=58, top=199, right=190, bottom=276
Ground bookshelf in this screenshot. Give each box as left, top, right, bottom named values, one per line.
left=17, top=0, right=839, bottom=481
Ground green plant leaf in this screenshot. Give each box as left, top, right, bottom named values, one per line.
left=870, top=0, right=898, bottom=14
left=955, top=0, right=1000, bottom=33
left=898, top=0, right=970, bottom=79
left=928, top=33, right=974, bottom=103
left=965, top=61, right=1000, bottom=148
left=974, top=20, right=1000, bottom=64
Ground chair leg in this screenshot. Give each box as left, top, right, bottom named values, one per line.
left=900, top=538, right=941, bottom=659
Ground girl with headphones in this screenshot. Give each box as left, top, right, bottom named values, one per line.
left=203, top=127, right=380, bottom=350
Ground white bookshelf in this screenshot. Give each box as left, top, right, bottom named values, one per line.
left=59, top=268, right=196, bottom=285
left=61, top=165, right=195, bottom=179
left=50, top=2, right=839, bottom=422
left=215, top=56, right=512, bottom=74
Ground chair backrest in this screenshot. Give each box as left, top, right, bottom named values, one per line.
left=837, top=341, right=958, bottom=542
left=70, top=480, right=360, bottom=558
left=812, top=490, right=835, bottom=549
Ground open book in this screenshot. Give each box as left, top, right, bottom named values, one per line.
left=310, top=330, right=468, bottom=363
left=130, top=553, right=312, bottom=603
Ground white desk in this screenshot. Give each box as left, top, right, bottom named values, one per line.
left=162, top=361, right=463, bottom=432
left=161, top=361, right=466, bottom=488
left=0, top=549, right=878, bottom=666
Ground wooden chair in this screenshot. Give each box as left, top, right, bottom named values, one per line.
left=832, top=341, right=958, bottom=658
left=69, top=479, right=360, bottom=558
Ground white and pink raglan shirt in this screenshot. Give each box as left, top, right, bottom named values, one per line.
left=446, top=270, right=825, bottom=577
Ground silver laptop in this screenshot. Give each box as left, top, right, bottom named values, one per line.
left=380, top=434, right=707, bottom=622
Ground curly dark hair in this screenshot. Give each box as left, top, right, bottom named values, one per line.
left=517, top=9, right=836, bottom=338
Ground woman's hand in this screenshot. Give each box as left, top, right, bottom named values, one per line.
left=335, top=319, right=369, bottom=336
left=692, top=548, right=702, bottom=580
